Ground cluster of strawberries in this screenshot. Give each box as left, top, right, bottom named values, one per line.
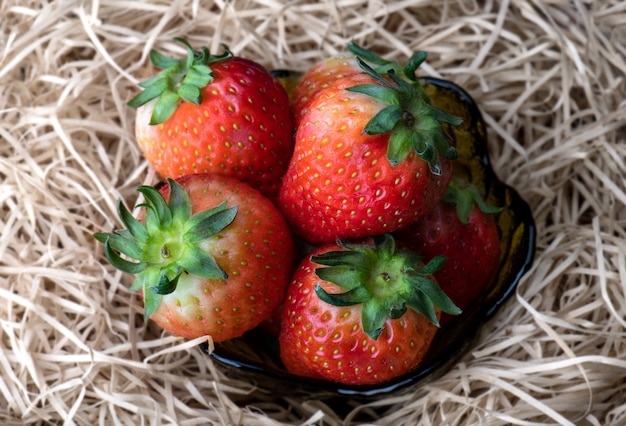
left=95, top=39, right=501, bottom=386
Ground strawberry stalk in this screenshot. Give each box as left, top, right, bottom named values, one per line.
left=345, top=42, right=462, bottom=175
left=346, top=57, right=461, bottom=175
left=127, top=38, right=233, bottom=125
left=312, top=234, right=461, bottom=340
left=347, top=41, right=428, bottom=90
left=443, top=177, right=504, bottom=224
left=94, top=178, right=238, bottom=319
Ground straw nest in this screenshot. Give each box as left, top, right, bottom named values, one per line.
left=1, top=0, right=625, bottom=424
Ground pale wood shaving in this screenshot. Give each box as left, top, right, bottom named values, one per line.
left=1, top=0, right=626, bottom=424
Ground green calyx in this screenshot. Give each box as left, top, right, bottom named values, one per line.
left=127, top=37, right=233, bottom=125
left=312, top=234, right=461, bottom=340
left=442, top=177, right=503, bottom=224
left=345, top=42, right=462, bottom=175
left=346, top=41, right=427, bottom=90
left=94, top=178, right=238, bottom=319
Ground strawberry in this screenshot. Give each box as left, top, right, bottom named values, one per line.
left=128, top=38, right=294, bottom=198
left=279, top=234, right=460, bottom=385
left=290, top=53, right=361, bottom=124
left=94, top=173, right=294, bottom=341
left=291, top=42, right=418, bottom=124
left=278, top=46, right=461, bottom=244
left=394, top=177, right=502, bottom=326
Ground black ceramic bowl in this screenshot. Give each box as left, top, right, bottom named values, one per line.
left=206, top=74, right=536, bottom=399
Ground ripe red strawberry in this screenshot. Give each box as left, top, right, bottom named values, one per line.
left=279, top=234, right=460, bottom=385
left=394, top=178, right=502, bottom=326
left=279, top=48, right=461, bottom=244
left=94, top=173, right=294, bottom=341
left=291, top=42, right=425, bottom=124
left=290, top=53, right=361, bottom=124
left=128, top=38, right=294, bottom=198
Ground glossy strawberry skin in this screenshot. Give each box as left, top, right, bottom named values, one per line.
left=279, top=74, right=453, bottom=245
left=149, top=174, right=294, bottom=341
left=395, top=201, right=501, bottom=326
left=290, top=54, right=361, bottom=123
left=279, top=244, right=439, bottom=385
left=135, top=58, right=294, bottom=198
